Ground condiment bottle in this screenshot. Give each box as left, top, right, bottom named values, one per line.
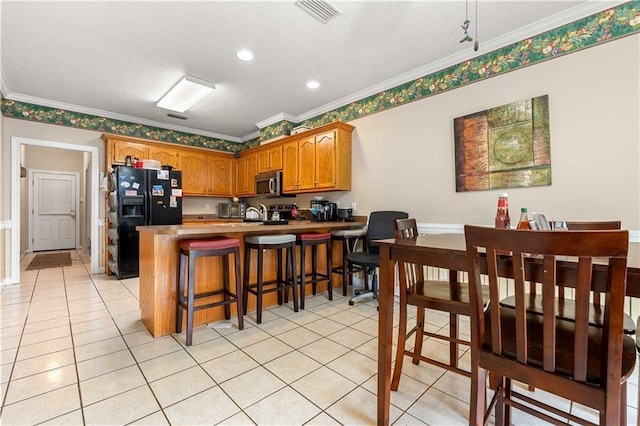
left=494, top=193, right=511, bottom=229
left=516, top=207, right=531, bottom=230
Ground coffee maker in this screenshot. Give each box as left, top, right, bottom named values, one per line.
left=310, top=200, right=337, bottom=222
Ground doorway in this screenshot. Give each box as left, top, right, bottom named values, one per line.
left=29, top=170, right=80, bottom=252
left=10, top=137, right=101, bottom=284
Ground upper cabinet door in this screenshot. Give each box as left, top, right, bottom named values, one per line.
left=282, top=140, right=299, bottom=193
left=314, top=131, right=336, bottom=189
left=148, top=146, right=180, bottom=169
left=269, top=145, right=283, bottom=171
left=245, top=153, right=257, bottom=196
left=111, top=140, right=148, bottom=165
left=297, top=136, right=316, bottom=191
left=256, top=148, right=271, bottom=174
left=208, top=154, right=234, bottom=196
left=180, top=151, right=208, bottom=195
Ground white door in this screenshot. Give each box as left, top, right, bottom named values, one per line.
left=33, top=171, right=77, bottom=251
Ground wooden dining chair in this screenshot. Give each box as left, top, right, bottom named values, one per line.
left=391, top=218, right=489, bottom=390
left=504, top=220, right=635, bottom=335
left=465, top=225, right=636, bottom=426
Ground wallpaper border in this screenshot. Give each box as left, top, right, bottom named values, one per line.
left=2, top=2, right=639, bottom=153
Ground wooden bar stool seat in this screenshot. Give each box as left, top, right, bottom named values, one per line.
left=176, top=237, right=244, bottom=346
left=331, top=227, right=367, bottom=295
left=243, top=234, right=298, bottom=324
left=297, top=232, right=332, bottom=309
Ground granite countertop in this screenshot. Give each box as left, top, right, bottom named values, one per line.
left=138, top=220, right=367, bottom=236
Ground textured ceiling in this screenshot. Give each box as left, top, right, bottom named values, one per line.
left=0, top=1, right=625, bottom=141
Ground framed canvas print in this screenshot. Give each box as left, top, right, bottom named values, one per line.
left=454, top=95, right=551, bottom=192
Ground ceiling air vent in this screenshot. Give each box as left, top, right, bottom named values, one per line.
left=295, top=0, right=341, bottom=24
left=167, top=112, right=189, bottom=120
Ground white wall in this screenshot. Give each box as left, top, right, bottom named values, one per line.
left=342, top=36, right=640, bottom=229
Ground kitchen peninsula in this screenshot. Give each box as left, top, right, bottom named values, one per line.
left=137, top=220, right=366, bottom=337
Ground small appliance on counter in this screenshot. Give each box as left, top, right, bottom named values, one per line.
left=268, top=204, right=297, bottom=221
left=309, top=199, right=338, bottom=222
left=337, top=208, right=353, bottom=222
left=218, top=202, right=247, bottom=219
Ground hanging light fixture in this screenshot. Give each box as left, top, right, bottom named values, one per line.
left=474, top=0, right=479, bottom=51
left=459, top=0, right=473, bottom=44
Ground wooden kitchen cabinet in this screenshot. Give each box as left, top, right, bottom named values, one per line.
left=297, top=135, right=316, bottom=191
left=235, top=152, right=257, bottom=196
left=208, top=154, right=234, bottom=196
left=180, top=150, right=235, bottom=196
left=109, top=139, right=148, bottom=165
left=257, top=144, right=283, bottom=173
left=282, top=140, right=299, bottom=192
left=148, top=145, right=180, bottom=169
left=281, top=122, right=353, bottom=194
left=180, top=150, right=208, bottom=195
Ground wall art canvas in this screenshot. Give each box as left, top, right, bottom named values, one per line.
left=453, top=95, right=551, bottom=192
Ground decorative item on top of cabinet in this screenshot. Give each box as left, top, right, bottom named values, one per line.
left=281, top=122, right=353, bottom=193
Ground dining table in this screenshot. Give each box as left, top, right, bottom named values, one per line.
left=375, top=232, right=640, bottom=426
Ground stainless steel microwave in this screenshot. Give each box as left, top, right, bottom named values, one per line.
left=255, top=171, right=284, bottom=197
left=218, top=202, right=247, bottom=219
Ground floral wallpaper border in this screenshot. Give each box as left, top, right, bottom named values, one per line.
left=2, top=2, right=639, bottom=153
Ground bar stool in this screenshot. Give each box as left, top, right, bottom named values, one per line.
left=296, top=232, right=332, bottom=309
left=243, top=234, right=298, bottom=323
left=176, top=238, right=244, bottom=346
left=330, top=227, right=367, bottom=295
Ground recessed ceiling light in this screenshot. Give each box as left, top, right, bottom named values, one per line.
left=236, top=49, right=254, bottom=61
left=306, top=81, right=320, bottom=89
left=157, top=75, right=215, bottom=113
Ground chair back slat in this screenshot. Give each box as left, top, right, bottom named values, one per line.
left=512, top=251, right=528, bottom=364
left=394, top=218, right=423, bottom=292
left=542, top=256, right=557, bottom=373
left=394, top=218, right=419, bottom=239
left=572, top=256, right=594, bottom=381
left=485, top=248, right=503, bottom=356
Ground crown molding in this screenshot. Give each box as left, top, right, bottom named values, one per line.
left=255, top=112, right=298, bottom=130
left=240, top=130, right=261, bottom=142
left=3, top=91, right=243, bottom=143
left=1, top=1, right=628, bottom=144
left=259, top=0, right=628, bottom=127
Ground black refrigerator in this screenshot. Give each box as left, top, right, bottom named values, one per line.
left=107, top=166, right=183, bottom=278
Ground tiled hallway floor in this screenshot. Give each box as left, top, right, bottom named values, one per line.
left=1, top=250, right=638, bottom=425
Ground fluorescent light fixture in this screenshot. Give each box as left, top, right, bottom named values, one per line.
left=157, top=75, right=215, bottom=113
left=306, top=80, right=320, bottom=89
left=236, top=49, right=254, bottom=61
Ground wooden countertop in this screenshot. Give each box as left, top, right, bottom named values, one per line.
left=138, top=220, right=367, bottom=235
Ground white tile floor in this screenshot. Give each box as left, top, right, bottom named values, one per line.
left=1, top=250, right=638, bottom=425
